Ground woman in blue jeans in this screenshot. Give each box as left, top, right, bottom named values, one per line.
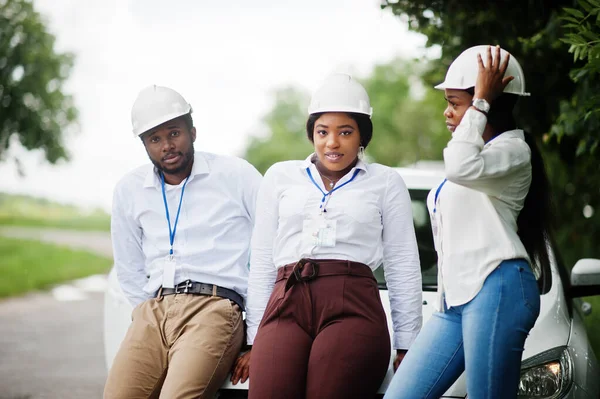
left=384, top=45, right=553, bottom=398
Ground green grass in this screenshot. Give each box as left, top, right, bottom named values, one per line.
left=0, top=192, right=110, bottom=231
left=0, top=236, right=112, bottom=298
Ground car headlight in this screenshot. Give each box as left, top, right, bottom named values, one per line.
left=518, top=346, right=573, bottom=398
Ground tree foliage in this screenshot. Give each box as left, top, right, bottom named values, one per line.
left=0, top=0, right=77, bottom=164
left=244, top=87, right=313, bottom=174
left=555, top=0, right=600, bottom=158
left=364, top=59, right=447, bottom=166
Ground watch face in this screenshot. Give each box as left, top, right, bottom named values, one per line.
left=472, top=98, right=490, bottom=112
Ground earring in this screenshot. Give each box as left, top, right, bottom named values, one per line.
left=358, top=146, right=365, bottom=160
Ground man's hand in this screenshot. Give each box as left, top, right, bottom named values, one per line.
left=474, top=45, right=514, bottom=103
left=393, top=349, right=408, bottom=372
left=230, top=350, right=251, bottom=385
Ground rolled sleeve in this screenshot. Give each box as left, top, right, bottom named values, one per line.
left=444, top=109, right=531, bottom=196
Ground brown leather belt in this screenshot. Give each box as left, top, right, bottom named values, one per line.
left=159, top=280, right=244, bottom=311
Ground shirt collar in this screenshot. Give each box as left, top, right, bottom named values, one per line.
left=143, top=151, right=210, bottom=189
left=300, top=153, right=369, bottom=173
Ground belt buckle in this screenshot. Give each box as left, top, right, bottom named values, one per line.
left=293, top=259, right=319, bottom=282
left=175, top=280, right=193, bottom=294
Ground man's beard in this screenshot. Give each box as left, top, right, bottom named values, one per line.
left=151, top=144, right=194, bottom=176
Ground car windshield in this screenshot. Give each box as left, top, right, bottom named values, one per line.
left=374, top=188, right=438, bottom=291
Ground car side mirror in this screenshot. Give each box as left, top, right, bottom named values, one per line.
left=569, top=258, right=600, bottom=297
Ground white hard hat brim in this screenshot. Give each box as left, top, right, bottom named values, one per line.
left=308, top=105, right=373, bottom=116
left=133, top=107, right=192, bottom=137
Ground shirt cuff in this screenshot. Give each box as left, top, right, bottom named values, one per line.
left=246, top=327, right=257, bottom=345
left=451, top=108, right=487, bottom=145
left=394, top=331, right=420, bottom=350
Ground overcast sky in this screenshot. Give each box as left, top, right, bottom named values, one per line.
left=0, top=0, right=431, bottom=212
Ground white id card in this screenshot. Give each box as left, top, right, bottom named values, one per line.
left=162, top=256, right=176, bottom=288
left=302, top=216, right=337, bottom=247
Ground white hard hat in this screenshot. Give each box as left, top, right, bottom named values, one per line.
left=130, top=85, right=193, bottom=137
left=435, top=45, right=530, bottom=96
left=308, top=73, right=373, bottom=116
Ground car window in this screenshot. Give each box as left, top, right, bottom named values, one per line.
left=374, top=189, right=438, bottom=291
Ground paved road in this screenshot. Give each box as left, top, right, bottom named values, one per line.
left=0, top=227, right=112, bottom=399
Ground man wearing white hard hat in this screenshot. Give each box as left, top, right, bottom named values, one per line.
left=384, top=46, right=553, bottom=398
left=104, top=85, right=262, bottom=399
left=231, top=73, right=422, bottom=399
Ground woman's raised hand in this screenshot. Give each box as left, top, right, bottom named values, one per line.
left=474, top=45, right=514, bottom=103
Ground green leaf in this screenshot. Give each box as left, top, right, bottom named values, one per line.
left=561, top=15, right=581, bottom=24
left=581, top=29, right=599, bottom=41
left=564, top=7, right=586, bottom=19
left=578, top=0, right=593, bottom=12
left=576, top=139, right=587, bottom=156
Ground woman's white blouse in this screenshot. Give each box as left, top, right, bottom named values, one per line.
left=429, top=108, right=533, bottom=310
left=246, top=155, right=423, bottom=350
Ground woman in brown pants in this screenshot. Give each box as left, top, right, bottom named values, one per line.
left=232, top=73, right=423, bottom=399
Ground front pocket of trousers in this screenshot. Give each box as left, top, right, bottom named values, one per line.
left=257, top=281, right=286, bottom=333
left=518, top=266, right=540, bottom=318
left=344, top=276, right=387, bottom=337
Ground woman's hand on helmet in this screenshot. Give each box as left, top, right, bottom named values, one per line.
left=474, top=45, right=515, bottom=103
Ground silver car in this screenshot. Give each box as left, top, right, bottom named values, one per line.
left=104, top=162, right=600, bottom=398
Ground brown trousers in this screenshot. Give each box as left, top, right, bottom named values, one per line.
left=104, top=293, right=243, bottom=399
left=249, top=259, right=391, bottom=399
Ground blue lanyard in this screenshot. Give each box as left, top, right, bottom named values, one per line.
left=160, top=173, right=189, bottom=256
left=433, top=178, right=447, bottom=214
left=306, top=167, right=360, bottom=212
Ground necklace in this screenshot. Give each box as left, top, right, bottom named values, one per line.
left=320, top=174, right=339, bottom=189
left=312, top=157, right=341, bottom=189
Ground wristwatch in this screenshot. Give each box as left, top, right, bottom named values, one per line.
left=471, top=98, right=490, bottom=115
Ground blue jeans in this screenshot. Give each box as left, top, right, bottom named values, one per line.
left=383, top=259, right=540, bottom=399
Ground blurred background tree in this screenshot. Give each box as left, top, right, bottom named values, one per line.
left=0, top=0, right=77, bottom=167
left=244, top=87, right=313, bottom=174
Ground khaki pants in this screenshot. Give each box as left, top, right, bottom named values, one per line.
left=104, top=293, right=243, bottom=399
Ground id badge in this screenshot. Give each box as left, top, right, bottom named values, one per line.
left=162, top=255, right=176, bottom=288
left=302, top=216, right=337, bottom=247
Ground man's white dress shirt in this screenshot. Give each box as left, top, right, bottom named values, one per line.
left=246, top=155, right=423, bottom=350
left=429, top=108, right=533, bottom=310
left=111, top=151, right=262, bottom=307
